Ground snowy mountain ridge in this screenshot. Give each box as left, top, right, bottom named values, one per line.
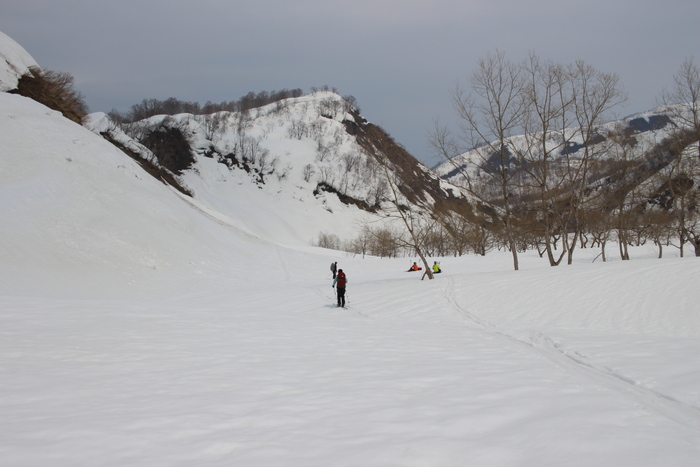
left=85, top=90, right=474, bottom=246
left=433, top=105, right=684, bottom=184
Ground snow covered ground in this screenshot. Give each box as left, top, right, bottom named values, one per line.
left=2, top=41, right=700, bottom=465
left=2, top=247, right=700, bottom=466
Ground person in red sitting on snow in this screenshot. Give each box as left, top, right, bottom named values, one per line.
left=406, top=262, right=422, bottom=272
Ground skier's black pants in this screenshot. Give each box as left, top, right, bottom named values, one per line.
left=336, top=286, right=346, bottom=307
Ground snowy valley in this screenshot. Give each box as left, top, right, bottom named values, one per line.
left=2, top=30, right=700, bottom=466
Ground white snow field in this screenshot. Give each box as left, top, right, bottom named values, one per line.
left=2, top=75, right=700, bottom=466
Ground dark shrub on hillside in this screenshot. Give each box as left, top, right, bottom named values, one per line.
left=141, top=127, right=195, bottom=175
left=11, top=67, right=88, bottom=124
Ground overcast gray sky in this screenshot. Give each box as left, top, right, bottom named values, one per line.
left=1, top=0, right=698, bottom=166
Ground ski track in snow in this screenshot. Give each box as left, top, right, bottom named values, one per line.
left=311, top=283, right=370, bottom=319
left=440, top=276, right=700, bottom=433
left=275, top=245, right=293, bottom=285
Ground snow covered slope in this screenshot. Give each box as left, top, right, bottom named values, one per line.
left=0, top=92, right=279, bottom=298
left=0, top=30, right=39, bottom=92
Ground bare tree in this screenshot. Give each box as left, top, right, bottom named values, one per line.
left=318, top=166, right=336, bottom=186
left=659, top=58, right=700, bottom=256
left=315, top=140, right=333, bottom=162
left=234, top=110, right=252, bottom=136
left=302, top=164, right=315, bottom=182
left=317, top=97, right=341, bottom=119
left=372, top=227, right=401, bottom=258
left=602, top=123, right=652, bottom=260
left=373, top=149, right=436, bottom=278
left=560, top=60, right=626, bottom=264
left=288, top=119, right=307, bottom=139
left=317, top=232, right=341, bottom=250
left=199, top=112, right=228, bottom=142
left=517, top=54, right=575, bottom=266
left=653, top=137, right=699, bottom=256
left=434, top=50, right=527, bottom=270
left=661, top=57, right=700, bottom=164
left=347, top=225, right=372, bottom=258
left=641, top=209, right=675, bottom=258
left=355, top=223, right=401, bottom=258
left=238, top=135, right=268, bottom=165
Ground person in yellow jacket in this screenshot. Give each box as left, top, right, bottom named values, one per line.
left=432, top=261, right=441, bottom=274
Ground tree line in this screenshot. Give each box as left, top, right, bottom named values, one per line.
left=428, top=53, right=700, bottom=268
left=108, top=88, right=305, bottom=123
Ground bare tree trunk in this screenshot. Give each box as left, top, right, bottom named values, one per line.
left=600, top=239, right=607, bottom=262
left=566, top=230, right=579, bottom=265
left=618, top=236, right=629, bottom=261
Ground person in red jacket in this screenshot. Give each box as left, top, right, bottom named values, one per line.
left=332, top=269, right=348, bottom=307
